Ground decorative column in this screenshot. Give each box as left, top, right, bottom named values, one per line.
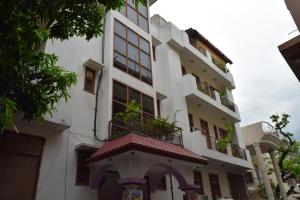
left=269, top=151, right=288, bottom=200
left=253, top=143, right=275, bottom=200
left=118, top=178, right=146, bottom=200
left=181, top=184, right=201, bottom=200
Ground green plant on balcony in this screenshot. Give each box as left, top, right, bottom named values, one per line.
left=114, top=101, right=141, bottom=123
left=146, top=110, right=181, bottom=140
left=212, top=57, right=229, bottom=73
left=216, top=124, right=233, bottom=152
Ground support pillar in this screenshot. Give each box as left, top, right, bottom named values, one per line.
left=118, top=178, right=146, bottom=200
left=253, top=143, right=275, bottom=200
left=270, top=151, right=288, bottom=200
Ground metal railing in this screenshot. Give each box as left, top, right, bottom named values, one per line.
left=196, top=82, right=216, bottom=100
left=231, top=144, right=247, bottom=160
left=221, top=97, right=235, bottom=112
left=205, top=135, right=228, bottom=154
left=262, top=121, right=280, bottom=138
left=109, top=112, right=183, bottom=146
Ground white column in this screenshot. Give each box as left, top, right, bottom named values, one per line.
left=269, top=151, right=288, bottom=200
left=253, top=143, right=275, bottom=200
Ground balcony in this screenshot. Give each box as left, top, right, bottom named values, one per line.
left=109, top=112, right=183, bottom=146
left=182, top=74, right=240, bottom=122
left=205, top=135, right=247, bottom=160
left=197, top=81, right=236, bottom=112
left=188, top=130, right=251, bottom=169
left=242, top=121, right=282, bottom=154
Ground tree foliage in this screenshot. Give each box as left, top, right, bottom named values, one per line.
left=0, top=0, right=143, bottom=132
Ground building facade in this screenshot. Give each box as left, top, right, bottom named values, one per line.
left=278, top=0, right=300, bottom=81
left=0, top=1, right=253, bottom=200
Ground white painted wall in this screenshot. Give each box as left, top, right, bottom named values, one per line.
left=11, top=3, right=252, bottom=200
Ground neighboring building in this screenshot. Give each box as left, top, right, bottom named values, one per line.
left=278, top=0, right=300, bottom=81
left=242, top=122, right=293, bottom=200
left=0, top=1, right=253, bottom=200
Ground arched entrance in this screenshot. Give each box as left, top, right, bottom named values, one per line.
left=91, top=164, right=122, bottom=200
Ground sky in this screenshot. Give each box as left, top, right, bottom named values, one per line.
left=150, top=0, right=300, bottom=140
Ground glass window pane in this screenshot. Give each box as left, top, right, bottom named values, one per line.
left=119, top=6, right=126, bottom=16
left=113, top=81, right=127, bottom=103
left=127, top=0, right=135, bottom=7
left=141, top=67, right=152, bottom=85
left=142, top=94, right=154, bottom=115
left=128, top=44, right=139, bottom=63
left=128, top=59, right=140, bottom=78
left=138, top=14, right=148, bottom=32
left=128, top=29, right=138, bottom=46
left=113, top=101, right=126, bottom=116
left=138, top=2, right=147, bottom=18
left=114, top=20, right=126, bottom=39
left=140, top=51, right=150, bottom=69
left=114, top=35, right=126, bottom=55
left=129, top=88, right=141, bottom=104
left=127, top=6, right=138, bottom=24
left=139, top=37, right=150, bottom=54
left=114, top=51, right=127, bottom=71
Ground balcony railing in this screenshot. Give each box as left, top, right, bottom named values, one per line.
left=205, top=135, right=228, bottom=154
left=231, top=144, right=247, bottom=160
left=221, top=97, right=235, bottom=112
left=109, top=112, right=183, bottom=146
left=262, top=122, right=280, bottom=138
left=204, top=135, right=247, bottom=160
left=196, top=82, right=216, bottom=100
left=212, top=57, right=229, bottom=73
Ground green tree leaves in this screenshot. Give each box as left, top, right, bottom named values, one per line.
left=0, top=0, right=143, bottom=133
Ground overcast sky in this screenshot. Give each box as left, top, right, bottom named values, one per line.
left=150, top=0, right=300, bottom=140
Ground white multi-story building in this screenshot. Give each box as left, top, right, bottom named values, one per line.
left=0, top=1, right=253, bottom=200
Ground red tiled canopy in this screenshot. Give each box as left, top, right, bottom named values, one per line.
left=87, top=133, right=208, bottom=165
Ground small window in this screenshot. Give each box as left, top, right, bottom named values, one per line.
left=128, top=29, right=139, bottom=46
left=84, top=68, right=96, bottom=94
left=140, top=51, right=150, bottom=69
left=138, top=14, right=149, bottom=32
left=113, top=81, right=127, bottom=103
left=157, top=176, right=167, bottom=190
left=114, top=35, right=126, bottom=55
left=114, top=20, right=126, bottom=39
left=140, top=37, right=150, bottom=54
left=76, top=150, right=93, bottom=185
left=127, top=6, right=138, bottom=24
left=152, top=46, right=156, bottom=61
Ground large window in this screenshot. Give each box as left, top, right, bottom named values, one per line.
left=119, top=0, right=149, bottom=32
left=112, top=81, right=154, bottom=118
left=113, top=20, right=152, bottom=85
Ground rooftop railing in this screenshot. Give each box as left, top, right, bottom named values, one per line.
left=262, top=121, right=280, bottom=138
left=109, top=112, right=183, bottom=146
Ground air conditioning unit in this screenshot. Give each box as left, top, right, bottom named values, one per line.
left=199, top=195, right=208, bottom=200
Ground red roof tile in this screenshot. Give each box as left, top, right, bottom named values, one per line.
left=87, top=133, right=208, bottom=165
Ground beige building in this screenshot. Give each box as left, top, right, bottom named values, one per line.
left=242, top=122, right=295, bottom=200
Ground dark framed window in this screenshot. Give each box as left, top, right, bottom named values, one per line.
left=76, top=150, right=93, bottom=185
left=157, top=176, right=167, bottom=191
left=188, top=113, right=194, bottom=132
left=194, top=171, right=204, bottom=194
left=119, top=0, right=149, bottom=32
left=84, top=68, right=96, bottom=94
left=112, top=80, right=154, bottom=118
left=113, top=20, right=152, bottom=85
